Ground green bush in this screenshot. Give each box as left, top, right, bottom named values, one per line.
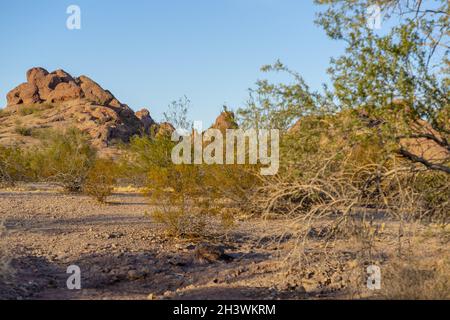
left=412, top=171, right=450, bottom=223
left=121, top=134, right=176, bottom=186
left=128, top=135, right=254, bottom=238
left=148, top=163, right=215, bottom=238
left=83, top=158, right=121, bottom=203
left=0, top=145, right=29, bottom=185
left=29, top=128, right=96, bottom=192
left=14, top=126, right=33, bottom=136
left=18, top=103, right=54, bottom=116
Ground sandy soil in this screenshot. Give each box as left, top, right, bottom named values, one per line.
left=0, top=188, right=448, bottom=300
left=0, top=189, right=302, bottom=300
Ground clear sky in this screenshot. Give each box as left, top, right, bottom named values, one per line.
left=0, top=0, right=344, bottom=126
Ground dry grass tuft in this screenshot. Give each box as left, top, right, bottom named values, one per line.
left=381, top=258, right=450, bottom=299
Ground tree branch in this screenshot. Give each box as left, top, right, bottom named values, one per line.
left=398, top=148, right=450, bottom=174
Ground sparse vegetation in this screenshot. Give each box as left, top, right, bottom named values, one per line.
left=234, top=0, right=449, bottom=297
left=83, top=158, right=121, bottom=203
left=163, top=96, right=193, bottom=132
left=14, top=126, right=33, bottom=136
left=28, top=128, right=97, bottom=192
left=0, top=145, right=29, bottom=186
left=0, top=108, right=10, bottom=118
left=18, top=103, right=54, bottom=116
left=381, top=258, right=450, bottom=299
left=128, top=135, right=245, bottom=238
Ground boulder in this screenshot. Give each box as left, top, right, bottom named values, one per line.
left=78, top=75, right=114, bottom=105
left=118, top=104, right=136, bottom=119
left=91, top=106, right=119, bottom=124
left=26, top=67, right=49, bottom=85
left=194, top=243, right=233, bottom=264
left=37, top=74, right=62, bottom=100
left=6, top=82, right=40, bottom=105
left=47, top=82, right=82, bottom=103
left=109, top=98, right=122, bottom=108
left=156, top=122, right=175, bottom=138
left=136, top=108, right=155, bottom=134
left=52, top=69, right=74, bottom=83
left=212, top=111, right=238, bottom=132
left=6, top=85, right=23, bottom=105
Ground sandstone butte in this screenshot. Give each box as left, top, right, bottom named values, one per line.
left=0, top=67, right=238, bottom=157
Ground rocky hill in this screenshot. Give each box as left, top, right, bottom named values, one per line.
left=0, top=67, right=161, bottom=149
left=0, top=67, right=245, bottom=159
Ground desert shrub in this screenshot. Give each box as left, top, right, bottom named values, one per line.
left=129, top=134, right=175, bottom=169
left=83, top=158, right=121, bottom=203
left=0, top=109, right=10, bottom=118
left=18, top=103, right=54, bottom=116
left=148, top=162, right=249, bottom=238
left=29, top=128, right=96, bottom=192
left=230, top=0, right=449, bottom=293
left=381, top=258, right=450, bottom=299
left=240, top=106, right=448, bottom=271
left=128, top=135, right=255, bottom=238
left=411, top=171, right=450, bottom=223
left=148, top=163, right=218, bottom=238
left=203, top=163, right=260, bottom=215
left=163, top=96, right=193, bottom=131
left=133, top=136, right=215, bottom=238
left=14, top=126, right=33, bottom=136
left=122, top=134, right=175, bottom=186
left=0, top=145, right=30, bottom=186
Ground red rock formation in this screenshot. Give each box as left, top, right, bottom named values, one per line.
left=211, top=111, right=238, bottom=132
left=136, top=108, right=156, bottom=134
left=3, top=67, right=152, bottom=148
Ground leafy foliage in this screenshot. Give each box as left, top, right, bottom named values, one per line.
left=0, top=145, right=29, bottom=186
left=163, top=95, right=193, bottom=132
left=29, top=128, right=97, bottom=192
left=83, top=158, right=121, bottom=203
left=235, top=1, right=449, bottom=274
left=127, top=134, right=257, bottom=238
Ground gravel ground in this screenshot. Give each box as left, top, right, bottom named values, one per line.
left=1, top=189, right=448, bottom=300
left=0, top=190, right=306, bottom=300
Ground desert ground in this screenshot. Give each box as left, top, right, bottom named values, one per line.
left=1, top=184, right=448, bottom=300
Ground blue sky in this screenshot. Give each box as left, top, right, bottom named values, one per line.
left=0, top=0, right=344, bottom=125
